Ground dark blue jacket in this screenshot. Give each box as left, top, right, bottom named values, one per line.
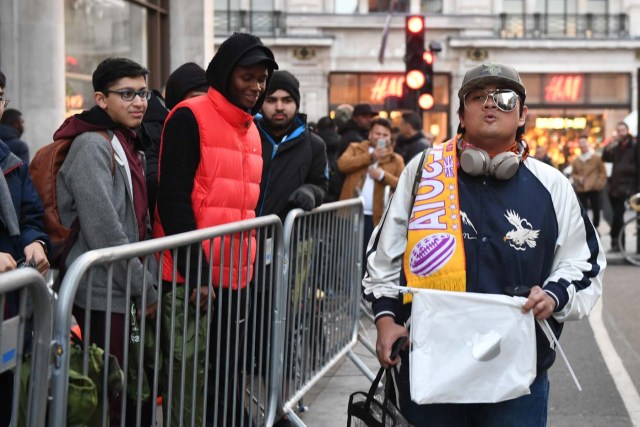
left=255, top=113, right=329, bottom=220
left=0, top=140, right=49, bottom=259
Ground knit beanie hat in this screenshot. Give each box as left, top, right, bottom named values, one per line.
left=267, top=70, right=300, bottom=109
left=164, top=62, right=208, bottom=110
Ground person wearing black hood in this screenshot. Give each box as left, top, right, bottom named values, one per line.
left=141, top=62, right=208, bottom=226
left=154, top=32, right=278, bottom=426
left=52, top=57, right=158, bottom=426
left=317, top=116, right=343, bottom=202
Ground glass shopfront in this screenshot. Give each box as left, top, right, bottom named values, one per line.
left=520, top=73, right=630, bottom=167
left=329, top=72, right=451, bottom=144
left=64, top=0, right=167, bottom=115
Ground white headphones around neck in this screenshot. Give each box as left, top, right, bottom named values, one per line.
left=458, top=138, right=527, bottom=180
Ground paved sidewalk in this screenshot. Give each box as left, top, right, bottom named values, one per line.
left=297, top=317, right=379, bottom=427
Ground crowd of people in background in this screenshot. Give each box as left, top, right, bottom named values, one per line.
left=0, top=30, right=636, bottom=426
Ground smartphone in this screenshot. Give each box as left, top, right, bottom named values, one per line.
left=16, top=257, right=35, bottom=268
left=390, top=336, right=407, bottom=360
left=376, top=138, right=387, bottom=149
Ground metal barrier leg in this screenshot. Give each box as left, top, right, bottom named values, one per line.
left=357, top=331, right=377, bottom=358
left=347, top=349, right=377, bottom=382
left=284, top=409, right=307, bottom=427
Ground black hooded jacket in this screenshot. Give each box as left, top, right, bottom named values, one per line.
left=318, top=127, right=343, bottom=202
left=156, top=33, right=277, bottom=285
left=141, top=91, right=169, bottom=225
left=255, top=113, right=328, bottom=220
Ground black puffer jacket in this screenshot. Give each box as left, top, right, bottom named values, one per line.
left=255, top=113, right=328, bottom=220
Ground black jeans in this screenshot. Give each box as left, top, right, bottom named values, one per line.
left=609, top=195, right=627, bottom=246
left=577, top=190, right=602, bottom=228
left=206, top=288, right=253, bottom=427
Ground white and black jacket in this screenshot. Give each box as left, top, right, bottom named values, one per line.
left=362, top=153, right=606, bottom=373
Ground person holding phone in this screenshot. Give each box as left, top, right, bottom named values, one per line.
left=337, top=117, right=404, bottom=268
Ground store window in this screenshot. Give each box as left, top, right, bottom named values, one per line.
left=65, top=0, right=148, bottom=115
left=369, top=0, right=408, bottom=12
left=535, top=0, right=577, bottom=14
left=520, top=72, right=630, bottom=167
left=504, top=0, right=524, bottom=13
left=422, top=0, right=443, bottom=13
left=587, top=0, right=608, bottom=14
left=335, top=0, right=358, bottom=14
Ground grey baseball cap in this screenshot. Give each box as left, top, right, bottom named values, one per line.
left=458, top=62, right=526, bottom=101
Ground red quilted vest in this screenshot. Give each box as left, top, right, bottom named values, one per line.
left=155, top=88, right=262, bottom=289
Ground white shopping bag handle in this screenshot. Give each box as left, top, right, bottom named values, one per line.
left=538, top=318, right=582, bottom=391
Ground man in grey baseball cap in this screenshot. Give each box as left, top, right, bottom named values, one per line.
left=456, top=61, right=527, bottom=142
left=458, top=62, right=526, bottom=102
left=362, top=61, right=605, bottom=426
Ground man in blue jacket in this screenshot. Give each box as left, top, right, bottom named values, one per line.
left=363, top=62, right=606, bottom=426
left=255, top=69, right=328, bottom=219
left=0, top=69, right=49, bottom=427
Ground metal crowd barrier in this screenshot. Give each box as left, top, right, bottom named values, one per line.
left=279, top=199, right=369, bottom=425
left=0, top=268, right=52, bottom=427
left=50, top=216, right=284, bottom=427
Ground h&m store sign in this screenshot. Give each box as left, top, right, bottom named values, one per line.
left=521, top=73, right=629, bottom=106
left=543, top=75, right=583, bottom=102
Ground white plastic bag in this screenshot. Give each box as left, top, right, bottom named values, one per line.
left=409, top=288, right=536, bottom=404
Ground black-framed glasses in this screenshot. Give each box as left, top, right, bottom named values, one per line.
left=0, top=96, right=9, bottom=108
left=105, top=89, right=151, bottom=101
left=463, top=89, right=520, bottom=112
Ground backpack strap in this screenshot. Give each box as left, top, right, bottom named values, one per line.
left=100, top=130, right=116, bottom=176
left=410, top=148, right=429, bottom=210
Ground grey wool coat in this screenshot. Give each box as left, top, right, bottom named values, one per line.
left=57, top=131, right=158, bottom=313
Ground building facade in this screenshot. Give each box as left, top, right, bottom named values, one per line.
left=2, top=0, right=640, bottom=164
left=215, top=0, right=640, bottom=164
left=0, top=0, right=213, bottom=152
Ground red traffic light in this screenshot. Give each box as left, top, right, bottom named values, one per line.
left=406, top=70, right=426, bottom=90
left=423, top=51, right=434, bottom=65
left=406, top=16, right=424, bottom=34
left=418, top=93, right=435, bottom=110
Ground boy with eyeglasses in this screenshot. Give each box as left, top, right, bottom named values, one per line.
left=362, top=62, right=606, bottom=426
left=52, top=57, right=158, bottom=425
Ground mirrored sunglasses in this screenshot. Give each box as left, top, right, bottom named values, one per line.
left=463, top=89, right=520, bottom=112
